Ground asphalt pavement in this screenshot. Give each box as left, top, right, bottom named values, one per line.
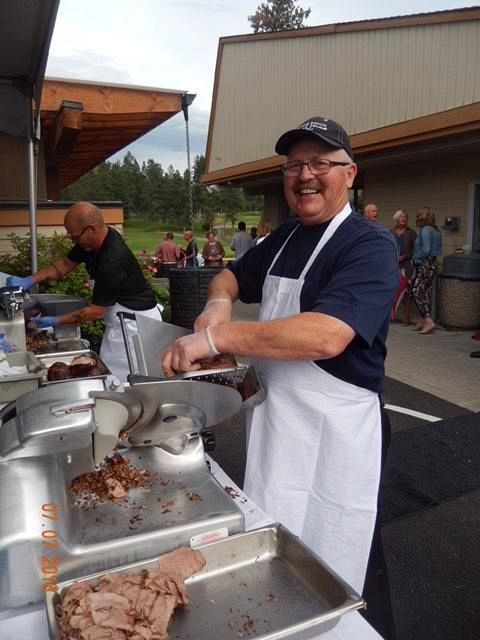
left=208, top=300, right=480, bottom=640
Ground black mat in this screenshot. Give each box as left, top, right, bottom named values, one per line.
left=380, top=412, right=480, bottom=523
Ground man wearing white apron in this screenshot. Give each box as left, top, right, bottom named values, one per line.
left=8, top=202, right=161, bottom=382
left=162, top=117, right=398, bottom=639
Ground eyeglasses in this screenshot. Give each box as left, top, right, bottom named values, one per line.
left=281, top=159, right=351, bottom=177
left=67, top=226, right=90, bottom=243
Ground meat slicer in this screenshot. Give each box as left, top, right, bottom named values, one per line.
left=0, top=375, right=246, bottom=613
left=0, top=285, right=29, bottom=351
left=28, top=293, right=89, bottom=345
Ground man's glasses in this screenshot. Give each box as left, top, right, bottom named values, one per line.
left=67, top=226, right=90, bottom=243
left=281, top=159, right=351, bottom=177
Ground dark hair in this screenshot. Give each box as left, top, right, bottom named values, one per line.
left=238, top=221, right=246, bottom=231
left=166, top=232, right=174, bottom=240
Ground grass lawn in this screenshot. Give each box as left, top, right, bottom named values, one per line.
left=123, top=214, right=263, bottom=260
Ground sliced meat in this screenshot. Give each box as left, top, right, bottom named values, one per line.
left=80, top=627, right=127, bottom=639
left=143, top=573, right=188, bottom=607
left=148, top=594, right=177, bottom=638
left=57, top=547, right=205, bottom=639
left=155, top=547, right=206, bottom=582
left=134, top=589, right=156, bottom=619
left=105, top=478, right=128, bottom=499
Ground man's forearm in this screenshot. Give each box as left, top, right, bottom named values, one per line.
left=211, top=312, right=355, bottom=361
left=206, top=269, right=240, bottom=304
left=58, top=304, right=106, bottom=325
left=31, top=257, right=76, bottom=284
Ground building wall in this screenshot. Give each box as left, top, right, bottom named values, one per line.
left=363, top=149, right=480, bottom=259
left=208, top=17, right=480, bottom=173
left=0, top=133, right=47, bottom=200
left=0, top=203, right=124, bottom=254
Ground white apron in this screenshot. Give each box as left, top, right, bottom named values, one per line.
left=100, top=302, right=162, bottom=383
left=244, top=205, right=382, bottom=594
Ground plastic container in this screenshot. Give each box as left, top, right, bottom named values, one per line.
left=0, top=351, right=44, bottom=401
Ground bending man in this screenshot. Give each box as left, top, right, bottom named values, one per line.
left=7, top=202, right=161, bottom=381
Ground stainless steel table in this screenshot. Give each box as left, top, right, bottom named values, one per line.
left=0, top=457, right=383, bottom=640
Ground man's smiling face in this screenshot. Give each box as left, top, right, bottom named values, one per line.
left=283, top=139, right=357, bottom=225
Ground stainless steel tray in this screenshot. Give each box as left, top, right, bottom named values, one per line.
left=45, top=524, right=364, bottom=640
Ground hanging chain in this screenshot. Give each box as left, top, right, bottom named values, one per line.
left=184, top=108, right=194, bottom=229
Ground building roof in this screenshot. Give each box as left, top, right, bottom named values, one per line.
left=202, top=6, right=480, bottom=187
left=40, top=78, right=190, bottom=193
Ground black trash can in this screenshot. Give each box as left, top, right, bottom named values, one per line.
left=438, top=253, right=480, bottom=329
left=169, top=267, right=222, bottom=330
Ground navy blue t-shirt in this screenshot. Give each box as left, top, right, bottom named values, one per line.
left=228, top=211, right=399, bottom=393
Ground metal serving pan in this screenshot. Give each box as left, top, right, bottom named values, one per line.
left=45, top=524, right=364, bottom=640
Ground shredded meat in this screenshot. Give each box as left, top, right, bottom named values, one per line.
left=25, top=329, right=51, bottom=352
left=70, top=454, right=154, bottom=507
left=56, top=547, right=206, bottom=640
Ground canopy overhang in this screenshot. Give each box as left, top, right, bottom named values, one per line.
left=40, top=78, right=188, bottom=196
left=0, top=0, right=60, bottom=139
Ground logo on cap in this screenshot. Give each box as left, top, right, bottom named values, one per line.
left=302, top=120, right=328, bottom=132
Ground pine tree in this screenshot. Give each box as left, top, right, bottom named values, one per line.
left=249, top=0, right=311, bottom=33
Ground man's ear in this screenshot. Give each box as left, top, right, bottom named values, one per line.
left=346, top=163, right=357, bottom=189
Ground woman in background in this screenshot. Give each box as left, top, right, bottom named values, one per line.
left=390, top=210, right=416, bottom=325
left=202, top=230, right=225, bottom=268
left=255, top=219, right=273, bottom=245
left=410, top=207, right=442, bottom=334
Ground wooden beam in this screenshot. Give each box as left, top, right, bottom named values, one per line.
left=52, top=105, right=83, bottom=158
left=41, top=80, right=183, bottom=115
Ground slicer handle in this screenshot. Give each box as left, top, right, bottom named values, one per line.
left=117, top=311, right=138, bottom=376
left=50, top=398, right=95, bottom=416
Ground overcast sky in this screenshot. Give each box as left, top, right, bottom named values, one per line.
left=46, top=0, right=474, bottom=172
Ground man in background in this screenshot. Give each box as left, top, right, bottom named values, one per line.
left=230, top=221, right=253, bottom=260
left=364, top=203, right=379, bottom=221
left=7, top=201, right=160, bottom=381
left=155, top=232, right=181, bottom=276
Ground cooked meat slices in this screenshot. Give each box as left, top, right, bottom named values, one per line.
left=155, top=546, right=206, bottom=582
left=56, top=547, right=206, bottom=640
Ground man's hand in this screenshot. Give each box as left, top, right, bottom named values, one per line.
left=162, top=328, right=219, bottom=377
left=6, top=275, right=34, bottom=290
left=194, top=298, right=232, bottom=332
left=30, top=315, right=59, bottom=329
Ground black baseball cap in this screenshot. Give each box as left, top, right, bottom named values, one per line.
left=275, top=116, right=353, bottom=159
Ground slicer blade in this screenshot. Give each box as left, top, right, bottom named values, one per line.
left=124, top=379, right=242, bottom=446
